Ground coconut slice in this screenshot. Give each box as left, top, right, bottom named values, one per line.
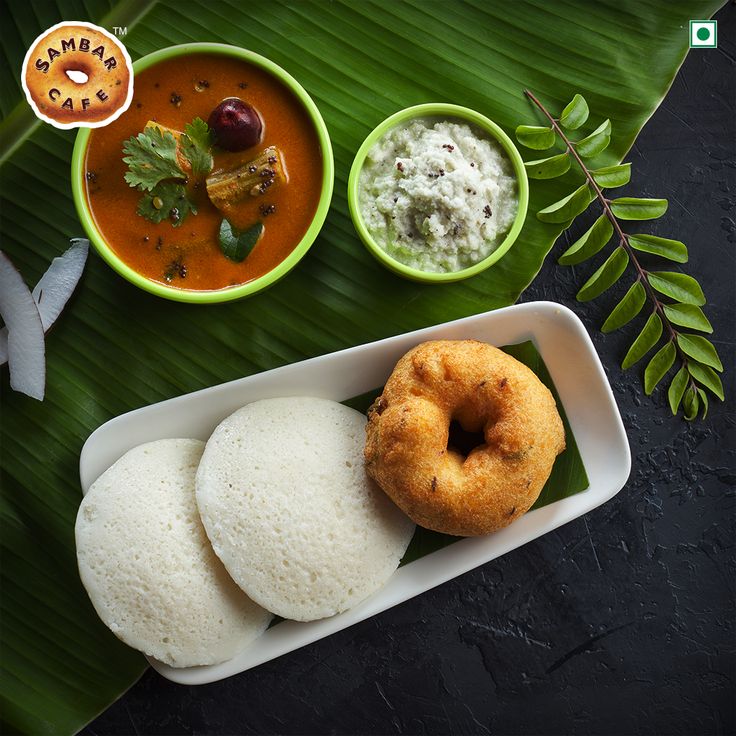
left=32, top=239, right=89, bottom=330
left=0, top=239, right=88, bottom=367
left=0, top=251, right=45, bottom=400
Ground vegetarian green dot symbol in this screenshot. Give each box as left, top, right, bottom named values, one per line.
left=696, top=27, right=711, bottom=41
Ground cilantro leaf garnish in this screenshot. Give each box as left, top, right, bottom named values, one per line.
left=180, top=118, right=214, bottom=176
left=123, top=119, right=215, bottom=228
left=218, top=219, right=263, bottom=262
left=136, top=182, right=197, bottom=226
left=122, top=126, right=185, bottom=191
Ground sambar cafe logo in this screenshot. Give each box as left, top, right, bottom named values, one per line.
left=689, top=19, right=717, bottom=48
left=21, top=20, right=134, bottom=129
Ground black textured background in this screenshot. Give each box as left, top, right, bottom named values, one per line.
left=85, top=6, right=735, bottom=735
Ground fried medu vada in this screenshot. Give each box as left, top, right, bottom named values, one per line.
left=364, top=340, right=565, bottom=536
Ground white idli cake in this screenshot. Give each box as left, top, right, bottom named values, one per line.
left=75, top=438, right=271, bottom=667
left=196, top=397, right=415, bottom=621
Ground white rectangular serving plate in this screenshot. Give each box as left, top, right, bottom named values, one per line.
left=80, top=301, right=630, bottom=685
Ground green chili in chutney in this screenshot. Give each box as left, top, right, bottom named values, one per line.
left=83, top=53, right=323, bottom=290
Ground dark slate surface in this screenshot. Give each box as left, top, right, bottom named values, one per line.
left=85, top=7, right=735, bottom=735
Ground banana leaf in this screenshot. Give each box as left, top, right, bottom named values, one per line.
left=0, top=0, right=723, bottom=733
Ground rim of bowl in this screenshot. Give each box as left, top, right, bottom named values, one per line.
left=347, top=103, right=529, bottom=283
left=71, top=42, right=334, bottom=303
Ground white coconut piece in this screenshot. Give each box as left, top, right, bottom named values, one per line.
left=0, top=251, right=45, bottom=400
left=196, top=397, right=415, bottom=622
left=76, top=439, right=271, bottom=668
left=1, top=239, right=89, bottom=366
left=32, top=238, right=89, bottom=331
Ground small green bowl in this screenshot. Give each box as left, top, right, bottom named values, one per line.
left=347, top=103, right=528, bottom=283
left=71, top=43, right=334, bottom=303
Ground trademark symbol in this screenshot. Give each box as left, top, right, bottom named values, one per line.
left=113, top=26, right=127, bottom=36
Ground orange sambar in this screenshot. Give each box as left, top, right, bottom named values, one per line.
left=84, top=54, right=323, bottom=290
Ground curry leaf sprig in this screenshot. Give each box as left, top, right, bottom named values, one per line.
left=122, top=118, right=214, bottom=226
left=516, top=91, right=723, bottom=420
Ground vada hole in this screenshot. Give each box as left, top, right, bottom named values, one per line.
left=447, top=420, right=485, bottom=458
left=66, top=69, right=89, bottom=84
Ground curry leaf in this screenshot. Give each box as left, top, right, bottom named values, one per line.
left=218, top=219, right=264, bottom=262
left=628, top=234, right=687, bottom=262
left=180, top=118, right=214, bottom=176
left=644, top=341, right=676, bottom=394
left=521, top=90, right=722, bottom=420
left=524, top=153, right=571, bottom=179
left=590, top=163, right=631, bottom=188
left=574, top=119, right=611, bottom=158
left=576, top=246, right=629, bottom=302
left=558, top=215, right=613, bottom=265
left=123, top=126, right=185, bottom=191
left=682, top=385, right=700, bottom=421
left=609, top=197, right=668, bottom=220
left=648, top=271, right=706, bottom=305
left=676, top=334, right=723, bottom=371
left=559, top=94, right=589, bottom=130
left=601, top=281, right=646, bottom=333
left=688, top=361, right=724, bottom=400
left=621, top=312, right=662, bottom=369
left=662, top=304, right=712, bottom=333
left=697, top=388, right=709, bottom=419
left=515, top=125, right=556, bottom=149
left=537, top=184, right=593, bottom=223
left=668, top=366, right=689, bottom=414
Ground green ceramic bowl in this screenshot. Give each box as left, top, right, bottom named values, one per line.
left=347, top=103, right=528, bottom=283
left=71, top=43, right=334, bottom=303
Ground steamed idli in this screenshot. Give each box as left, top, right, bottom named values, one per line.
left=75, top=438, right=271, bottom=667
left=196, top=397, right=415, bottom=621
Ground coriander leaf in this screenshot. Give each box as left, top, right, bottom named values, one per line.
left=137, top=182, right=197, bottom=226
left=123, top=126, right=185, bottom=191
left=219, top=220, right=264, bottom=262
left=181, top=118, right=214, bottom=176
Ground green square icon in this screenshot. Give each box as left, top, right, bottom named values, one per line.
left=690, top=20, right=717, bottom=48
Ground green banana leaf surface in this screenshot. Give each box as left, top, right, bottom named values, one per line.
left=0, top=0, right=722, bottom=733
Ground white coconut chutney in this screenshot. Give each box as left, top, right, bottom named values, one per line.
left=359, top=118, right=518, bottom=272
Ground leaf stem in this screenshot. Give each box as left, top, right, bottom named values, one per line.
left=523, top=89, right=696, bottom=390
